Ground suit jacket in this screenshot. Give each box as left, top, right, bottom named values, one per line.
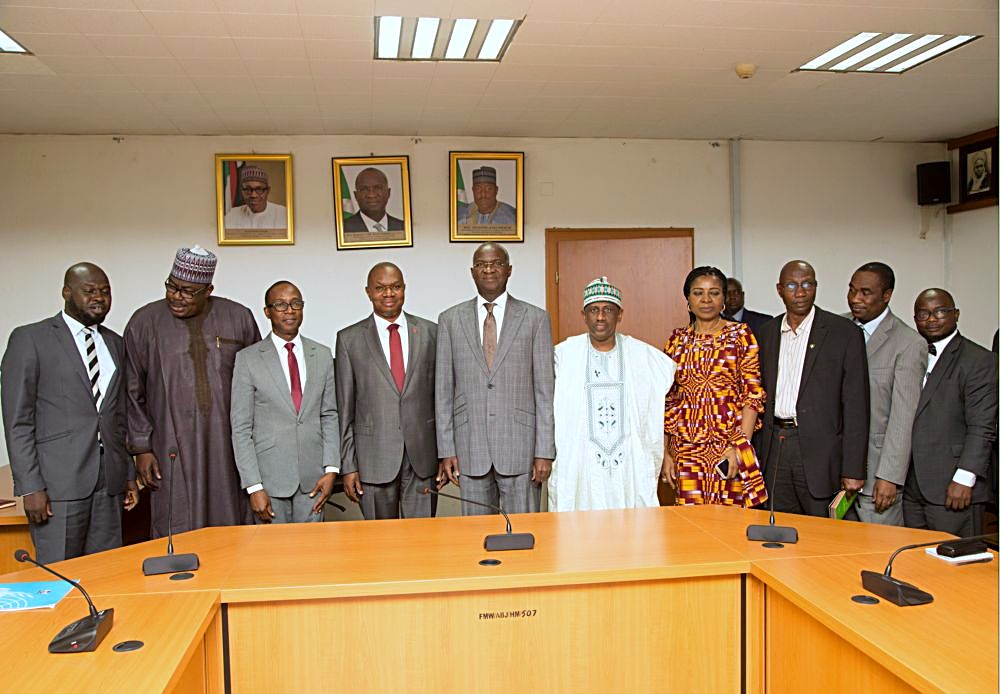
left=737, top=308, right=772, bottom=336
left=335, top=313, right=438, bottom=483
left=839, top=310, right=926, bottom=494
left=435, top=296, right=556, bottom=477
left=342, top=213, right=405, bottom=233
left=909, top=333, right=998, bottom=505
left=230, top=334, right=340, bottom=498
left=754, top=307, right=870, bottom=498
left=1, top=313, right=131, bottom=501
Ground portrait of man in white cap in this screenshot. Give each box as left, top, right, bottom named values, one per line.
left=223, top=164, right=288, bottom=230
left=457, top=165, right=517, bottom=227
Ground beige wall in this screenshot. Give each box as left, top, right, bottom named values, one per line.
left=1, top=134, right=993, bottom=475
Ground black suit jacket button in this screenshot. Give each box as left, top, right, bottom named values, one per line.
left=487, top=384, right=495, bottom=389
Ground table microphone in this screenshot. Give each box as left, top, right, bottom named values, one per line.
left=142, top=448, right=200, bottom=575
left=420, top=487, right=534, bottom=551
left=861, top=533, right=998, bottom=606
left=14, top=549, right=114, bottom=653
left=746, top=434, right=799, bottom=544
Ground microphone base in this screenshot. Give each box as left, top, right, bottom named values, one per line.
left=747, top=524, right=799, bottom=544
left=142, top=552, right=200, bottom=576
left=860, top=570, right=933, bottom=606
left=484, top=533, right=535, bottom=551
left=49, top=608, right=114, bottom=653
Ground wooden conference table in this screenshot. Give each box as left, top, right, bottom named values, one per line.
left=1, top=505, right=996, bottom=693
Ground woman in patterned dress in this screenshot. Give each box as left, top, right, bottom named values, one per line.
left=661, top=266, right=768, bottom=506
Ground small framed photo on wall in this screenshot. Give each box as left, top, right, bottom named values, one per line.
left=216, top=154, right=294, bottom=246
left=959, top=136, right=998, bottom=204
left=449, top=151, right=524, bottom=243
left=332, top=155, right=412, bottom=250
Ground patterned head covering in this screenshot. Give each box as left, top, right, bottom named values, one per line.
left=583, top=276, right=622, bottom=308
left=472, top=166, right=497, bottom=184
left=239, top=165, right=269, bottom=185
left=170, top=245, right=217, bottom=285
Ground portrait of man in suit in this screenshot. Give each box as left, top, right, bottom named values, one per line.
left=342, top=168, right=405, bottom=233
left=753, top=260, right=869, bottom=518
left=905, top=289, right=998, bottom=536
left=1, top=263, right=138, bottom=563
left=724, top=278, right=772, bottom=336
left=844, top=262, right=926, bottom=525
left=335, top=263, right=438, bottom=520
left=230, top=281, right=339, bottom=524
left=435, top=243, right=555, bottom=515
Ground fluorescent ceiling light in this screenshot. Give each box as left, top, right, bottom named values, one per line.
left=0, top=27, right=28, bottom=54
left=886, top=34, right=977, bottom=73
left=829, top=33, right=911, bottom=71
left=445, top=18, right=477, bottom=59
left=478, top=19, right=514, bottom=60
left=857, top=34, right=941, bottom=72
left=799, top=32, right=878, bottom=70
left=411, top=17, right=440, bottom=59
left=377, top=16, right=402, bottom=59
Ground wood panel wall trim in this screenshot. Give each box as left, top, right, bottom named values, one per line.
left=947, top=126, right=999, bottom=151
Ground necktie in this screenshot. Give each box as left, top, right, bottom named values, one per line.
left=857, top=322, right=869, bottom=344
left=373, top=222, right=384, bottom=231
left=285, top=343, right=302, bottom=413
left=483, top=302, right=497, bottom=369
left=388, top=323, right=405, bottom=392
left=928, top=343, right=937, bottom=356
left=84, top=327, right=101, bottom=407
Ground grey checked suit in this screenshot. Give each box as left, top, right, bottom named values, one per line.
left=435, top=296, right=555, bottom=514
left=1, top=313, right=132, bottom=562
left=335, top=313, right=438, bottom=519
left=230, top=334, right=339, bottom=522
left=841, top=310, right=926, bottom=525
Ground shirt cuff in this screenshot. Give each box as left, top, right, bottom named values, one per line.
left=952, top=469, right=977, bottom=488
left=324, top=466, right=339, bottom=474
left=246, top=484, right=264, bottom=495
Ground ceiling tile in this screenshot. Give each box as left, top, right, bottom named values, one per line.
left=38, top=55, right=118, bottom=74
left=142, top=11, right=229, bottom=37
left=297, top=1, right=374, bottom=17
left=11, top=33, right=99, bottom=56
left=235, top=38, right=309, bottom=61
left=222, top=13, right=303, bottom=39
left=177, top=57, right=249, bottom=75
left=0, top=6, right=81, bottom=34
left=64, top=9, right=156, bottom=36
left=162, top=37, right=241, bottom=59
left=300, top=15, right=372, bottom=41
left=242, top=58, right=313, bottom=76
left=109, top=56, right=186, bottom=75
left=91, top=34, right=173, bottom=58
left=304, top=39, right=370, bottom=61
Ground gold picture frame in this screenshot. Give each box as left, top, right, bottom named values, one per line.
left=332, top=155, right=413, bottom=250
left=449, top=151, right=524, bottom=243
left=215, top=154, right=294, bottom=246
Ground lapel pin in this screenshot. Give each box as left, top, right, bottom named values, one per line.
left=809, top=344, right=815, bottom=349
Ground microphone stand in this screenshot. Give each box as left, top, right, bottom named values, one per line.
left=746, top=434, right=799, bottom=545
left=421, top=487, right=535, bottom=551
left=142, top=449, right=200, bottom=575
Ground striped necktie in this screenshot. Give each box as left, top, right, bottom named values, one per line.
left=84, top=327, right=101, bottom=407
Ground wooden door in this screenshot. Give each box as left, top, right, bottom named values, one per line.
left=545, top=228, right=694, bottom=506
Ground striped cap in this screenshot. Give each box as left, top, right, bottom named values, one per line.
left=170, top=245, right=217, bottom=285
left=240, top=165, right=269, bottom=185
left=583, top=276, right=622, bottom=308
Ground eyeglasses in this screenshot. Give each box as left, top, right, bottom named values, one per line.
left=585, top=305, right=620, bottom=317
left=267, top=300, right=305, bottom=312
left=164, top=280, right=210, bottom=301
left=241, top=186, right=270, bottom=195
left=781, top=280, right=817, bottom=292
left=473, top=260, right=508, bottom=271
left=370, top=283, right=403, bottom=296
left=914, top=307, right=957, bottom=321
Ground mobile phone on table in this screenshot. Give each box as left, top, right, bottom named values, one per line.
left=714, top=458, right=729, bottom=477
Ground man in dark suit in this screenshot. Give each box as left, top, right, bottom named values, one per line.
left=342, top=168, right=405, bottom=232
left=904, top=289, right=997, bottom=536
left=753, top=260, right=869, bottom=517
left=1, top=263, right=138, bottom=563
left=231, top=281, right=339, bottom=524
left=336, top=263, right=438, bottom=519
left=725, top=278, right=772, bottom=336
left=435, top=243, right=556, bottom=515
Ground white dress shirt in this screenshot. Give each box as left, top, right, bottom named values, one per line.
left=476, top=291, right=508, bottom=343
left=62, top=311, right=115, bottom=410
left=774, top=307, right=816, bottom=420
left=731, top=307, right=745, bottom=322
left=358, top=211, right=390, bottom=232
left=373, top=312, right=409, bottom=370
left=922, top=330, right=974, bottom=488
left=854, top=305, right=889, bottom=344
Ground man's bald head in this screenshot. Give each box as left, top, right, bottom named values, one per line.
left=775, top=259, right=817, bottom=320
left=914, top=288, right=959, bottom=342
left=915, top=288, right=955, bottom=307
left=62, top=262, right=111, bottom=327
left=366, top=261, right=402, bottom=286
left=778, top=260, right=815, bottom=284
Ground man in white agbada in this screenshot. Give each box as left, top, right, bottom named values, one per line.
left=223, top=165, right=288, bottom=230
left=549, top=277, right=676, bottom=511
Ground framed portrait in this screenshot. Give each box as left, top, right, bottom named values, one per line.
left=958, top=136, right=998, bottom=205
left=332, top=156, right=412, bottom=250
left=449, top=151, right=524, bottom=243
left=215, top=154, right=294, bottom=246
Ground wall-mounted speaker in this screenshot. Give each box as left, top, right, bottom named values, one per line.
left=916, top=161, right=951, bottom=205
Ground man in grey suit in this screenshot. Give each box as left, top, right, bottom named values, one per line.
left=231, top=281, right=339, bottom=524
left=435, top=243, right=556, bottom=515
left=335, top=263, right=438, bottom=519
left=1, top=263, right=138, bottom=563
left=904, top=288, right=997, bottom=536
left=845, top=262, right=926, bottom=525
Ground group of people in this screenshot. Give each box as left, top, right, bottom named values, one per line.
left=1, top=243, right=995, bottom=565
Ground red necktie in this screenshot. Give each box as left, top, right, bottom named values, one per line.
left=285, top=343, right=302, bottom=413
left=388, top=323, right=405, bottom=392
